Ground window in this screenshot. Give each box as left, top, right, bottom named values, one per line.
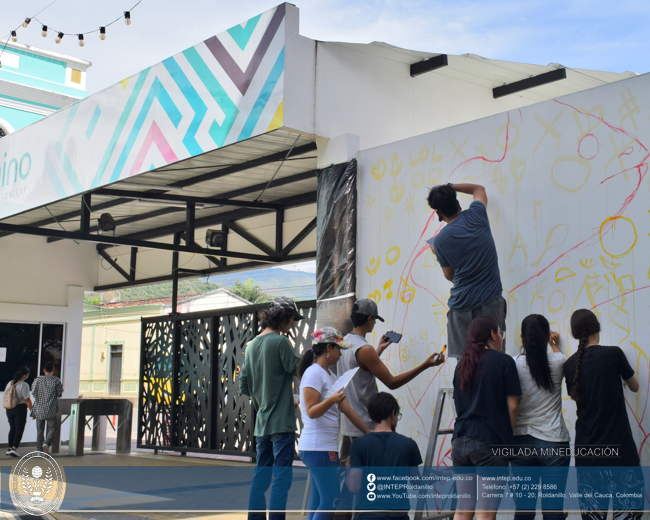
left=0, top=127, right=6, bottom=138
left=0, top=321, right=66, bottom=389
left=71, top=69, right=82, bottom=84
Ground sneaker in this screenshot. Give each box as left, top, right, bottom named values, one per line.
left=9, top=448, right=19, bottom=457
left=41, top=444, right=49, bottom=454
left=5, top=448, right=11, bottom=456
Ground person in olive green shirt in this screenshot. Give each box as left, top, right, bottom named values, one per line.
left=240, top=297, right=303, bottom=520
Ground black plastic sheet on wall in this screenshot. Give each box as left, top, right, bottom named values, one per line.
left=316, top=159, right=357, bottom=335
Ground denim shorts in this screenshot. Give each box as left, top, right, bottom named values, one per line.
left=452, top=435, right=510, bottom=476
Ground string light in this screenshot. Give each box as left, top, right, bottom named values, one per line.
left=0, top=0, right=142, bottom=59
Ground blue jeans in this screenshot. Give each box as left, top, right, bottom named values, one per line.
left=248, top=432, right=295, bottom=520
left=510, top=435, right=570, bottom=520
left=299, top=450, right=340, bottom=520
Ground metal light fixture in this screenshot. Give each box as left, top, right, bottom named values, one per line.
left=205, top=229, right=227, bottom=248
left=97, top=213, right=116, bottom=233
left=99, top=27, right=106, bottom=40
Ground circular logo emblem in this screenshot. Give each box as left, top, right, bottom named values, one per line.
left=10, top=451, right=65, bottom=515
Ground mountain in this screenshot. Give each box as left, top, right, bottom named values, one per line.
left=86, top=267, right=316, bottom=303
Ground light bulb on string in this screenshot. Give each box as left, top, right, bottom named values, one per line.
left=124, top=11, right=131, bottom=25
left=23, top=18, right=31, bottom=28
left=99, top=27, right=106, bottom=40
left=55, top=32, right=63, bottom=44
left=78, top=34, right=85, bottom=47
left=42, top=25, right=48, bottom=37
left=11, top=31, right=17, bottom=43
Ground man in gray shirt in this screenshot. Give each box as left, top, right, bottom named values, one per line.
left=427, top=183, right=506, bottom=358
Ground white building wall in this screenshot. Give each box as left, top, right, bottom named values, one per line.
left=0, top=235, right=97, bottom=445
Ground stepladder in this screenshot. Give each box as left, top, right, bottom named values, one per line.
left=414, top=387, right=456, bottom=520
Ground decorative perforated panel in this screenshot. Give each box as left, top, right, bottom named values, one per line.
left=140, top=320, right=174, bottom=447
left=176, top=318, right=213, bottom=449
left=138, top=301, right=317, bottom=455
left=217, top=312, right=257, bottom=454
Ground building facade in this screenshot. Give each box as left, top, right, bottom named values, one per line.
left=0, top=40, right=90, bottom=136
left=80, top=289, right=251, bottom=397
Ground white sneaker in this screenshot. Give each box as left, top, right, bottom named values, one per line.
left=9, top=448, right=19, bottom=457
left=41, top=444, right=49, bottom=454
left=5, top=448, right=11, bottom=456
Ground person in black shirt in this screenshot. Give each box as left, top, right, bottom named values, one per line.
left=346, top=392, right=422, bottom=520
left=564, top=309, right=643, bottom=520
left=452, top=315, right=521, bottom=520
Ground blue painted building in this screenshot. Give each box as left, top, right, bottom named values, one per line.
left=0, top=40, right=91, bottom=137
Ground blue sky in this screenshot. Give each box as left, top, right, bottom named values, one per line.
left=1, top=0, right=649, bottom=93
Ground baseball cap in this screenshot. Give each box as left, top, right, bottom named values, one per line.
left=311, top=327, right=353, bottom=349
left=352, top=299, right=385, bottom=322
left=269, top=297, right=304, bottom=321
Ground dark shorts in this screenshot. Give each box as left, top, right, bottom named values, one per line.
left=447, top=295, right=507, bottom=359
left=452, top=435, right=510, bottom=476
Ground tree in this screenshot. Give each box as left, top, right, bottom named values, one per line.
left=229, top=279, right=271, bottom=304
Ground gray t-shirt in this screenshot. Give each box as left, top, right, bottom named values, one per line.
left=514, top=352, right=570, bottom=442
left=5, top=380, right=31, bottom=405
left=338, top=333, right=378, bottom=436
left=432, top=200, right=502, bottom=312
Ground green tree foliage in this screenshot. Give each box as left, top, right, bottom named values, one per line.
left=229, top=279, right=271, bottom=304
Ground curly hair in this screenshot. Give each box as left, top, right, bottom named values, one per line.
left=427, top=184, right=458, bottom=218
left=258, top=306, right=295, bottom=330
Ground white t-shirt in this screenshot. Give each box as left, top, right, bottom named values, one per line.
left=5, top=380, right=31, bottom=405
left=514, top=352, right=570, bottom=442
left=298, top=363, right=339, bottom=452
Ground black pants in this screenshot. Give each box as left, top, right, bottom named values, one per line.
left=6, top=403, right=27, bottom=449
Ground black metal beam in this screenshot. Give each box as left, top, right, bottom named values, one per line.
left=275, top=209, right=284, bottom=254
left=280, top=217, right=317, bottom=256
left=98, top=250, right=130, bottom=281
left=410, top=54, right=448, bottom=77
left=493, top=68, right=567, bottom=99
left=0, top=222, right=280, bottom=262
left=185, top=203, right=195, bottom=245
left=93, top=252, right=317, bottom=291
left=1, top=146, right=317, bottom=240
left=93, top=188, right=281, bottom=209
left=45, top=169, right=317, bottom=244
left=95, top=191, right=317, bottom=251
left=223, top=220, right=276, bottom=257
left=80, top=193, right=91, bottom=234
left=129, top=247, right=137, bottom=282
left=171, top=232, right=180, bottom=314
left=169, top=142, right=317, bottom=188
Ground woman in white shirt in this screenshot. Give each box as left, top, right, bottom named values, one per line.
left=512, top=314, right=570, bottom=520
left=5, top=366, right=33, bottom=457
left=298, top=327, right=370, bottom=520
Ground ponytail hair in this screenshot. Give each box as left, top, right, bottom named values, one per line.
left=521, top=314, right=554, bottom=392
left=298, top=343, right=331, bottom=379
left=458, top=315, right=499, bottom=392
left=569, top=309, right=600, bottom=403
left=12, top=366, right=29, bottom=385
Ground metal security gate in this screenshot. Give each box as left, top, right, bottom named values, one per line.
left=138, top=300, right=316, bottom=456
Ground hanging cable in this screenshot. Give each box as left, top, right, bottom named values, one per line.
left=0, top=0, right=143, bottom=62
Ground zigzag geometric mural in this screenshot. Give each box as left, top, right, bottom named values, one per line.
left=0, top=4, right=286, bottom=219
